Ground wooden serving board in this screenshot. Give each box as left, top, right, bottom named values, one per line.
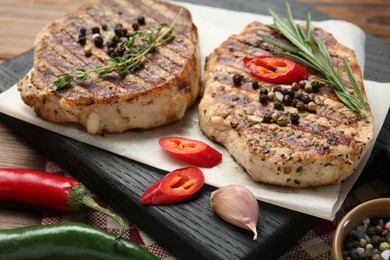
left=1, top=1, right=389, bottom=259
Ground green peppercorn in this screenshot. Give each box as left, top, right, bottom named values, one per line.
left=277, top=115, right=288, bottom=126
left=232, top=73, right=244, bottom=85
left=271, top=112, right=279, bottom=122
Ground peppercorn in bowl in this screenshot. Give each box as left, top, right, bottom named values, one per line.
left=332, top=198, right=390, bottom=260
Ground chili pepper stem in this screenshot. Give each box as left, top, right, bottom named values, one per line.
left=70, top=184, right=125, bottom=245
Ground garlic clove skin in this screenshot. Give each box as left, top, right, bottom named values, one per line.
left=210, top=184, right=259, bottom=240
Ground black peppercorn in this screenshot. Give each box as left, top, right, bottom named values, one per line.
left=274, top=100, right=284, bottom=110
left=296, top=101, right=306, bottom=112
left=259, top=94, right=269, bottom=104
left=94, top=35, right=104, bottom=48
left=78, top=35, right=87, bottom=45
left=138, top=15, right=146, bottom=25
left=301, top=94, right=311, bottom=104
left=106, top=40, right=116, bottom=48
left=290, top=113, right=300, bottom=124
left=262, top=113, right=272, bottom=123
left=132, top=23, right=140, bottom=31
left=101, top=23, right=108, bottom=31
left=282, top=95, right=292, bottom=106
left=260, top=88, right=268, bottom=95
left=232, top=73, right=244, bottom=85
left=367, top=226, right=378, bottom=237
left=285, top=89, right=295, bottom=98
left=79, top=27, right=87, bottom=36
left=252, top=81, right=259, bottom=89
left=107, top=47, right=115, bottom=57
left=114, top=23, right=123, bottom=37
left=311, top=80, right=323, bottom=92
left=92, top=26, right=100, bottom=34
left=291, top=98, right=299, bottom=107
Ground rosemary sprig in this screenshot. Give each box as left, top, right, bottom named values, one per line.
left=258, top=3, right=367, bottom=118
left=54, top=9, right=183, bottom=90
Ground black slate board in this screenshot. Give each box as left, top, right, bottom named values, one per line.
left=1, top=1, right=389, bottom=259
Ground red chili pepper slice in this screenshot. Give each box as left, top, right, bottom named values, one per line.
left=140, top=167, right=205, bottom=205
left=159, top=136, right=222, bottom=168
left=0, top=168, right=125, bottom=244
left=243, top=56, right=308, bottom=84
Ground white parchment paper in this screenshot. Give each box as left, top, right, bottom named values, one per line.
left=0, top=2, right=389, bottom=220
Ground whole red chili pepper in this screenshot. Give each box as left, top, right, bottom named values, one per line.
left=0, top=168, right=125, bottom=244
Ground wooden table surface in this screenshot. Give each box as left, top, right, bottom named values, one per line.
left=0, top=0, right=389, bottom=232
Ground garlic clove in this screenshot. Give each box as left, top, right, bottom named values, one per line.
left=210, top=184, right=259, bottom=240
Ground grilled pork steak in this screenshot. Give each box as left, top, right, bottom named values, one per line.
left=199, top=21, right=373, bottom=188
left=18, top=0, right=200, bottom=134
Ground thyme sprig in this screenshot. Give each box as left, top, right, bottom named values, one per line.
left=54, top=9, right=183, bottom=90
left=258, top=3, right=367, bottom=118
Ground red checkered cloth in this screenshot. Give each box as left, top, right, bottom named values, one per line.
left=42, top=160, right=390, bottom=259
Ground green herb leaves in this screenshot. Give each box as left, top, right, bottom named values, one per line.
left=258, top=3, right=367, bottom=117
left=53, top=9, right=182, bottom=90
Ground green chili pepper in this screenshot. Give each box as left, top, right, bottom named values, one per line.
left=0, top=223, right=157, bottom=260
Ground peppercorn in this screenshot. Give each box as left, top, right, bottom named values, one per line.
left=78, top=35, right=87, bottom=45
left=116, top=47, right=125, bottom=56
left=371, top=235, right=381, bottom=247
left=271, top=112, right=279, bottom=122
left=310, top=81, right=319, bottom=91
left=107, top=47, right=115, bottom=57
left=282, top=95, right=292, bottom=106
left=291, top=99, right=299, bottom=108
left=290, top=113, right=299, bottom=124
left=84, top=46, right=92, bottom=57
left=262, top=113, right=272, bottom=123
left=114, top=24, right=123, bottom=37
left=273, top=85, right=282, bottom=92
left=298, top=80, right=306, bottom=89
left=296, top=101, right=306, bottom=112
left=106, top=40, right=116, bottom=48
left=301, top=94, right=311, bottom=104
left=267, top=92, right=275, bottom=101
left=252, top=81, right=259, bottom=89
left=260, top=88, right=268, bottom=95
left=93, top=35, right=104, bottom=48
left=304, top=83, right=313, bottom=93
left=259, top=94, right=269, bottom=104
left=379, top=242, right=390, bottom=251
left=307, top=102, right=316, bottom=112
left=232, top=73, right=244, bottom=85
left=101, top=23, right=108, bottom=31
left=277, top=115, right=287, bottom=126
left=132, top=23, right=140, bottom=31
left=92, top=26, right=100, bottom=34
left=80, top=27, right=87, bottom=36
left=285, top=89, right=294, bottom=98
left=137, top=15, right=146, bottom=25
left=274, top=100, right=284, bottom=110
left=291, top=82, right=300, bottom=92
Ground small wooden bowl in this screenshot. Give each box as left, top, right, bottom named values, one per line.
left=332, top=198, right=390, bottom=260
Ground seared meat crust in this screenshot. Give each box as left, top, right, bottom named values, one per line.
left=18, top=0, right=200, bottom=134
left=199, top=21, right=373, bottom=188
